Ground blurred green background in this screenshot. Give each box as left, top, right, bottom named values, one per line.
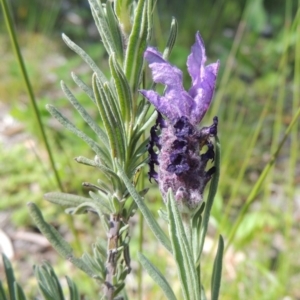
left=0, top=0, right=300, bottom=299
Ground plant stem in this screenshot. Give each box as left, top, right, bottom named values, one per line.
left=0, top=0, right=63, bottom=192
left=105, top=214, right=121, bottom=299
left=0, top=0, right=84, bottom=253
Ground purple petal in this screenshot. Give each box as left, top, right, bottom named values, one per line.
left=187, top=32, right=206, bottom=85
left=189, top=61, right=220, bottom=124
left=141, top=32, right=219, bottom=125
left=144, top=47, right=184, bottom=88
left=139, top=90, right=179, bottom=120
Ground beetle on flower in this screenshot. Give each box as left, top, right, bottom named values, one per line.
left=140, top=32, right=220, bottom=213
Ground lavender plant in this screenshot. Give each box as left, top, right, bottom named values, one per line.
left=1, top=0, right=223, bottom=299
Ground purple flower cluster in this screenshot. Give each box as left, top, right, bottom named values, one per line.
left=140, top=32, right=219, bottom=212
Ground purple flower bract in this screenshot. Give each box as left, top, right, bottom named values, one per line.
left=140, top=31, right=219, bottom=125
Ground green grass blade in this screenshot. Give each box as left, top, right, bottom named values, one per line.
left=225, top=105, right=300, bottom=250
left=138, top=253, right=177, bottom=300
left=116, top=160, right=172, bottom=253
left=2, top=254, right=16, bottom=300
left=0, top=280, right=7, bottom=300
left=1, top=0, right=63, bottom=191
left=211, top=235, right=224, bottom=300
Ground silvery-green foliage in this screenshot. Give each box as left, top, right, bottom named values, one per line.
left=29, top=0, right=156, bottom=298
left=25, top=0, right=224, bottom=299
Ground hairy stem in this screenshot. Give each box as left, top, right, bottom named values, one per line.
left=105, top=214, right=121, bottom=299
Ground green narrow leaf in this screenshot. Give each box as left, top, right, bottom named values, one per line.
left=34, top=264, right=64, bottom=300
left=115, top=0, right=132, bottom=35
left=81, top=253, right=104, bottom=280
left=2, top=253, right=16, bottom=300
left=124, top=0, right=148, bottom=91
left=109, top=53, right=133, bottom=126
left=28, top=203, right=94, bottom=277
left=0, top=280, right=7, bottom=300
left=48, top=265, right=65, bottom=300
left=136, top=109, right=157, bottom=132
left=131, top=137, right=149, bottom=158
left=89, top=191, right=113, bottom=214
left=28, top=203, right=72, bottom=254
left=167, top=191, right=200, bottom=300
left=62, top=33, right=107, bottom=83
left=93, top=244, right=106, bottom=275
left=93, top=75, right=126, bottom=161
left=105, top=1, right=124, bottom=61
left=104, top=83, right=127, bottom=159
left=201, top=286, right=208, bottom=300
left=127, top=139, right=148, bottom=173
left=61, top=81, right=109, bottom=148
left=162, top=17, right=178, bottom=60
left=74, top=156, right=98, bottom=167
left=146, top=0, right=153, bottom=41
left=138, top=253, right=177, bottom=300
left=14, top=282, right=27, bottom=300
left=199, top=136, right=221, bottom=257
left=36, top=283, right=53, bottom=300
left=44, top=192, right=91, bottom=207
left=66, top=276, right=80, bottom=300
left=88, top=0, right=118, bottom=57
left=134, top=99, right=150, bottom=129
left=113, top=283, right=125, bottom=297
left=94, top=79, right=120, bottom=161
left=115, top=160, right=172, bottom=253
left=211, top=235, right=224, bottom=300
left=75, top=156, right=123, bottom=191
left=71, top=72, right=96, bottom=104
left=65, top=201, right=103, bottom=217
left=35, top=266, right=58, bottom=300
left=192, top=202, right=205, bottom=264
left=46, top=104, right=111, bottom=165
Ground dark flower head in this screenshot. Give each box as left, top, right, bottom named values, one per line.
left=141, top=32, right=219, bottom=213
left=140, top=32, right=219, bottom=125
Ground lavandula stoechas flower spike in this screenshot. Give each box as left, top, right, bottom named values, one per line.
left=140, top=32, right=220, bottom=213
